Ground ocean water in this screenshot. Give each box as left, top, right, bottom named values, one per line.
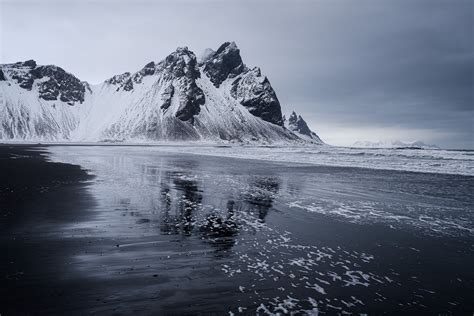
left=1, top=145, right=473, bottom=315
left=150, top=145, right=474, bottom=176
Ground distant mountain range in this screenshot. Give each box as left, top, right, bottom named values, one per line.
left=0, top=42, right=322, bottom=144
left=352, top=140, right=439, bottom=149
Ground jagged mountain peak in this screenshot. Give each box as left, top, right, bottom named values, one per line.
left=164, top=46, right=195, bottom=61
left=285, top=111, right=322, bottom=142
left=162, top=46, right=194, bottom=65
left=215, top=41, right=238, bottom=54
left=144, top=61, right=155, bottom=68
left=202, top=41, right=246, bottom=87
left=158, top=46, right=200, bottom=80
left=289, top=111, right=298, bottom=121
left=105, top=45, right=201, bottom=92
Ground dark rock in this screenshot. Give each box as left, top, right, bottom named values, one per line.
left=30, top=67, right=43, bottom=79
left=158, top=47, right=201, bottom=81
left=160, top=84, right=174, bottom=110
left=30, top=66, right=86, bottom=103
left=23, top=60, right=37, bottom=68
left=201, top=43, right=283, bottom=125
left=133, top=62, right=156, bottom=83
left=12, top=73, right=34, bottom=90
left=156, top=47, right=205, bottom=122
left=287, top=111, right=322, bottom=141
left=106, top=72, right=131, bottom=86
left=175, top=85, right=205, bottom=122
left=106, top=62, right=155, bottom=88
left=288, top=112, right=311, bottom=135
left=123, top=78, right=134, bottom=91
left=203, top=42, right=246, bottom=87
left=230, top=67, right=283, bottom=126
left=0, top=69, right=5, bottom=81
left=38, top=79, right=60, bottom=100
left=144, top=61, right=155, bottom=68
left=141, top=62, right=155, bottom=76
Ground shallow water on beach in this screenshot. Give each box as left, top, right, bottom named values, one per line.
left=1, top=145, right=473, bottom=315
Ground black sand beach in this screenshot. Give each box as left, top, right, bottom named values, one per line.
left=0, top=145, right=473, bottom=315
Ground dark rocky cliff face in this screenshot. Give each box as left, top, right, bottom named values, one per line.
left=201, top=42, right=284, bottom=126
left=2, top=60, right=86, bottom=104
left=202, top=42, right=246, bottom=87
left=157, top=47, right=205, bottom=122
left=31, top=65, right=86, bottom=103
left=230, top=67, right=284, bottom=126
left=287, top=112, right=312, bottom=135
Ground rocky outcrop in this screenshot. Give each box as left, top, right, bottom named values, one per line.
left=156, top=47, right=205, bottom=122
left=106, top=72, right=131, bottom=91
left=202, top=42, right=246, bottom=87
left=32, top=66, right=86, bottom=103
left=230, top=67, right=283, bottom=126
left=2, top=60, right=86, bottom=103
left=9, top=62, right=35, bottom=90
left=160, top=84, right=174, bottom=110
left=132, top=61, right=155, bottom=83
left=285, top=111, right=322, bottom=141
left=32, top=65, right=86, bottom=103
left=202, top=42, right=283, bottom=126
left=22, top=60, right=37, bottom=68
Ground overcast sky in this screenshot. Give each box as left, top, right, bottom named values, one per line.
left=1, top=0, right=472, bottom=148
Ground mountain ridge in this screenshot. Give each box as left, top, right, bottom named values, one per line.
left=352, top=140, right=439, bottom=149
left=0, top=42, right=323, bottom=144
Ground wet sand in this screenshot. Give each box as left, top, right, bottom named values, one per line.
left=0, top=145, right=473, bottom=315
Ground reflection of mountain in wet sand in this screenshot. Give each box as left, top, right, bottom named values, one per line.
left=243, top=176, right=280, bottom=221
left=159, top=171, right=203, bottom=236
left=156, top=167, right=281, bottom=254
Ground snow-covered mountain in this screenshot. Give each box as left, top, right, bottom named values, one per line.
left=352, top=140, right=439, bottom=149
left=0, top=42, right=323, bottom=144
